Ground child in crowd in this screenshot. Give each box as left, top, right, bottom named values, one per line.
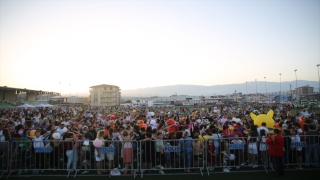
left=155, top=132, right=165, bottom=174
left=247, top=130, right=258, bottom=168
left=259, top=130, right=267, bottom=166
left=192, top=136, right=203, bottom=171
left=230, top=134, right=245, bottom=169
left=122, top=130, right=134, bottom=174
left=206, top=138, right=215, bottom=171
left=290, top=129, right=303, bottom=169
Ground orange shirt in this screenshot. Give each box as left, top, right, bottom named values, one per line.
left=104, top=129, right=109, bottom=136
left=298, top=116, right=306, bottom=132
left=166, top=119, right=177, bottom=133
left=299, top=120, right=305, bottom=132
left=274, top=123, right=282, bottom=130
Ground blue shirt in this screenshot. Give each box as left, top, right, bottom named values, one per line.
left=179, top=137, right=193, bottom=153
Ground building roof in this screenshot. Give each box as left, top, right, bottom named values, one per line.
left=0, top=86, right=59, bottom=95
left=297, top=85, right=312, bottom=88
left=90, top=84, right=119, bottom=88
left=50, top=96, right=86, bottom=99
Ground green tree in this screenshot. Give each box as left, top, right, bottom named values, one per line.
left=125, top=100, right=132, bottom=103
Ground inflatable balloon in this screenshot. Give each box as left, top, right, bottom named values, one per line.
left=93, top=140, right=103, bottom=148
left=250, top=110, right=275, bottom=128
left=18, top=129, right=23, bottom=135
left=218, top=118, right=227, bottom=124
left=29, top=130, right=36, bottom=137
left=52, top=132, right=61, bottom=139
left=229, top=154, right=236, bottom=161
left=133, top=109, right=136, bottom=113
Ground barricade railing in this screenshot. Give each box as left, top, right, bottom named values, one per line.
left=0, top=141, right=9, bottom=179
left=76, top=140, right=139, bottom=178
left=205, top=135, right=319, bottom=176
left=204, top=136, right=268, bottom=175
left=0, top=135, right=319, bottom=178
left=7, top=139, right=75, bottom=179
left=282, top=135, right=319, bottom=168
left=139, top=138, right=205, bottom=178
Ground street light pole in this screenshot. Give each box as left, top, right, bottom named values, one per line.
left=294, top=69, right=298, bottom=103
left=279, top=73, right=282, bottom=103
left=69, top=84, right=71, bottom=107
left=246, top=81, right=248, bottom=105
left=317, top=64, right=320, bottom=94
left=264, top=77, right=267, bottom=101
left=255, top=79, right=257, bottom=105
left=59, top=82, right=61, bottom=107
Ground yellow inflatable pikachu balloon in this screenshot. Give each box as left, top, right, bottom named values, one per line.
left=250, top=110, right=275, bottom=128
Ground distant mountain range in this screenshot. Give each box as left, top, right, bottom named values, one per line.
left=69, top=80, right=319, bottom=97
left=121, top=80, right=319, bottom=97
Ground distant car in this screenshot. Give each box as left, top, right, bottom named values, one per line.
left=309, top=100, right=318, bottom=104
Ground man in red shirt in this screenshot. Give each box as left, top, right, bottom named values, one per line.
left=266, top=129, right=284, bottom=177
left=166, top=113, right=177, bottom=133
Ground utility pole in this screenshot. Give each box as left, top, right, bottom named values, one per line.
left=59, top=82, right=61, bottom=107
left=279, top=73, right=282, bottom=103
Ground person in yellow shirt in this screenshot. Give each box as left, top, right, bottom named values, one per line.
left=203, top=129, right=213, bottom=141
left=193, top=131, right=204, bottom=143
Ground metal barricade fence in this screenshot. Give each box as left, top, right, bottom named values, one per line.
left=76, top=140, right=139, bottom=178
left=139, top=138, right=205, bottom=178
left=0, top=141, right=9, bottom=179
left=0, top=135, right=319, bottom=178
left=205, top=136, right=269, bottom=175
left=282, top=135, right=319, bottom=169
left=7, top=139, right=75, bottom=179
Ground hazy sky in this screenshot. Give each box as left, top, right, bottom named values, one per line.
left=1, top=0, right=319, bottom=95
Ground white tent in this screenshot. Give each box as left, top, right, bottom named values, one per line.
left=44, top=103, right=54, bottom=107
left=16, top=104, right=35, bottom=108
left=35, top=104, right=46, bottom=108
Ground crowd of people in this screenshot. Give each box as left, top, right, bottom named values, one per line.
left=0, top=103, right=319, bottom=176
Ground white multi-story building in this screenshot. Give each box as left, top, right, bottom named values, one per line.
left=89, top=84, right=121, bottom=106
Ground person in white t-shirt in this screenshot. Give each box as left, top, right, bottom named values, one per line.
left=21, top=117, right=25, bottom=126
left=259, top=130, right=267, bottom=165
left=150, top=117, right=157, bottom=130
left=57, top=124, right=67, bottom=135
left=28, top=130, right=48, bottom=171
left=293, top=123, right=303, bottom=136
left=34, top=113, right=41, bottom=123
left=257, top=122, right=269, bottom=137
left=230, top=135, right=245, bottom=168
left=125, top=113, right=131, bottom=121
left=14, top=119, right=22, bottom=127
left=61, top=119, right=70, bottom=126
left=290, top=129, right=303, bottom=169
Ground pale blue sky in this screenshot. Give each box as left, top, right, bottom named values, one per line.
left=0, top=0, right=319, bottom=94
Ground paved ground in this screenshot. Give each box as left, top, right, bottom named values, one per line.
left=3, top=169, right=319, bottom=179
